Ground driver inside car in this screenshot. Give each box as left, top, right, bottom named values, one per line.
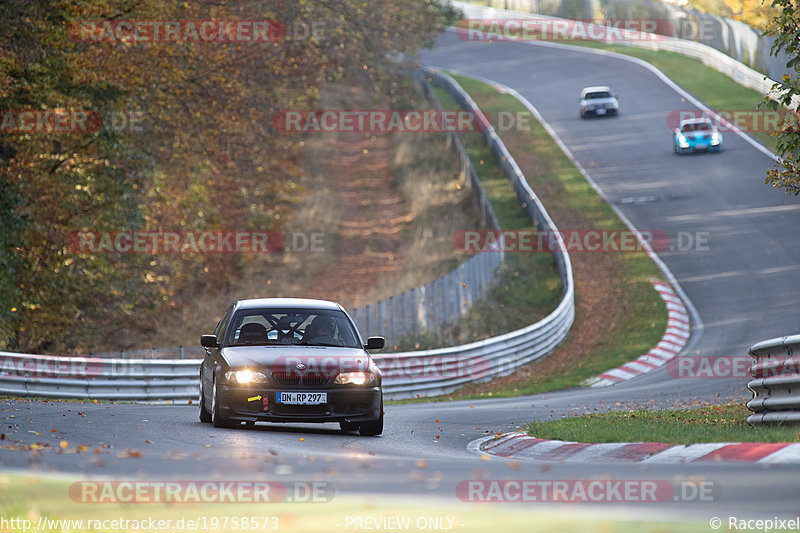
left=302, top=315, right=339, bottom=345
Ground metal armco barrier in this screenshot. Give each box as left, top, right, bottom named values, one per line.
left=0, top=72, right=575, bottom=402
left=746, top=335, right=800, bottom=425
left=0, top=351, right=199, bottom=401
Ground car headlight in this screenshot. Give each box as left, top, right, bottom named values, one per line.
left=335, top=371, right=376, bottom=385
left=711, top=132, right=721, bottom=144
left=225, top=369, right=267, bottom=384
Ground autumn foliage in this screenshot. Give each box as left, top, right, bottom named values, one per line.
left=0, top=0, right=451, bottom=352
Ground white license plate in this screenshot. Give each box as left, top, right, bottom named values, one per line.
left=694, top=142, right=707, bottom=149
left=596, top=108, right=606, bottom=115
left=277, top=392, right=327, bottom=405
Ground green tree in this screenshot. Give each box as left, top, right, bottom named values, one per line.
left=762, top=0, right=800, bottom=194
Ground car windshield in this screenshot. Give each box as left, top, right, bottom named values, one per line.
left=225, top=308, right=361, bottom=348
left=584, top=91, right=612, bottom=99
left=681, top=122, right=712, bottom=132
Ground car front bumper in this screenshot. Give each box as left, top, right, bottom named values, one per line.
left=676, top=139, right=722, bottom=153
left=217, top=384, right=383, bottom=423
left=582, top=107, right=617, bottom=116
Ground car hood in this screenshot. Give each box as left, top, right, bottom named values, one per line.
left=681, top=130, right=714, bottom=140
left=220, top=345, right=373, bottom=373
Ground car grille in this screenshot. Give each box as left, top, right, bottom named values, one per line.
left=302, top=372, right=331, bottom=387
left=269, top=371, right=333, bottom=387
left=270, top=371, right=301, bottom=386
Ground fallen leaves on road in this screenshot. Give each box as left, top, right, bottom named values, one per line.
left=116, top=449, right=142, bottom=458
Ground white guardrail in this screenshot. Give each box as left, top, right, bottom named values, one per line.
left=746, top=335, right=800, bottom=425
left=0, top=71, right=575, bottom=402
left=454, top=1, right=800, bottom=110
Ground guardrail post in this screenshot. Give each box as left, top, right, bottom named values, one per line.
left=379, top=300, right=386, bottom=337
left=179, top=345, right=184, bottom=360
left=389, top=296, right=396, bottom=345
left=420, top=287, right=427, bottom=332
left=400, top=292, right=406, bottom=339
left=442, top=276, right=450, bottom=325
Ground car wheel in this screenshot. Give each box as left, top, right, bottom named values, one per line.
left=358, top=402, right=383, bottom=436
left=579, top=110, right=585, bottom=119
left=340, top=421, right=359, bottom=432
left=212, top=376, right=236, bottom=428
left=199, top=373, right=212, bottom=423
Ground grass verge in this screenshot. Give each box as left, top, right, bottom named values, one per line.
left=527, top=402, right=799, bottom=444
left=0, top=474, right=711, bottom=533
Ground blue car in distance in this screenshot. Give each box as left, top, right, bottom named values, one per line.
left=673, top=117, right=723, bottom=154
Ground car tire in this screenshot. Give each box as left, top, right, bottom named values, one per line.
left=212, top=376, right=236, bottom=428
left=199, top=373, right=212, bottom=423
left=340, top=421, right=359, bottom=432
left=579, top=110, right=586, bottom=119
left=358, top=402, right=384, bottom=436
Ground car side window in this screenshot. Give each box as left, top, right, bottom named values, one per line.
left=215, top=305, right=234, bottom=345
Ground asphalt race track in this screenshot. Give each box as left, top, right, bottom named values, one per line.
left=3, top=33, right=800, bottom=525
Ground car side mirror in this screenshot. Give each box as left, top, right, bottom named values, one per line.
left=201, top=334, right=219, bottom=348
left=364, top=336, right=385, bottom=350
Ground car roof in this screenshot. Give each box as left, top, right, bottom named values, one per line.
left=679, top=118, right=713, bottom=126
left=581, top=86, right=613, bottom=96
left=233, top=298, right=344, bottom=311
